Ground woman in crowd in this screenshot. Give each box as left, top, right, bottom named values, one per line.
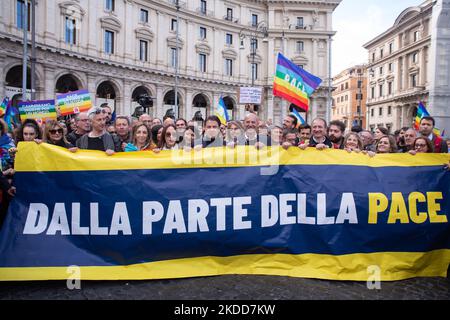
left=178, top=125, right=200, bottom=150
left=125, top=122, right=152, bottom=152
left=15, top=119, right=42, bottom=143
left=43, top=120, right=77, bottom=152
left=225, top=121, right=246, bottom=146
left=269, top=126, right=283, bottom=146
left=374, top=135, right=398, bottom=154
left=156, top=124, right=178, bottom=151
left=343, top=132, right=364, bottom=153
left=150, top=124, right=163, bottom=149
left=408, top=137, right=434, bottom=155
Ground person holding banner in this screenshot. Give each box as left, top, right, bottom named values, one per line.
left=299, top=118, right=332, bottom=150
left=225, top=121, right=246, bottom=147
left=343, top=133, right=363, bottom=153
left=0, top=119, right=15, bottom=171
left=419, top=117, right=448, bottom=153
left=76, top=107, right=115, bottom=156
left=201, top=116, right=225, bottom=148
left=408, top=137, right=434, bottom=155
left=369, top=135, right=397, bottom=155
left=269, top=126, right=283, bottom=146
left=66, top=112, right=90, bottom=146
left=43, top=120, right=77, bottom=153
left=154, top=124, right=179, bottom=151
left=15, top=119, right=42, bottom=143
left=124, top=122, right=152, bottom=152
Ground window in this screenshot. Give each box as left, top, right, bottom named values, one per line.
left=139, top=40, right=148, bottom=62
left=171, top=48, right=178, bottom=68
left=140, top=9, right=149, bottom=23
left=379, top=84, right=383, bottom=97
left=341, top=84, right=344, bottom=91
left=345, top=82, right=349, bottom=90
left=372, top=52, right=375, bottom=62
left=388, top=106, right=392, bottom=115
left=379, top=66, right=383, bottom=75
left=171, top=19, right=178, bottom=31
left=250, top=38, right=258, bottom=52
left=388, top=63, right=393, bottom=72
left=380, top=49, right=383, bottom=58
left=297, top=17, right=304, bottom=28
left=199, top=54, right=206, bottom=72
left=251, top=63, right=258, bottom=80
left=388, top=82, right=393, bottom=95
left=389, top=43, right=393, bottom=54
left=297, top=64, right=304, bottom=69
left=199, top=27, right=207, bottom=40
left=379, top=107, right=383, bottom=116
left=225, top=59, right=233, bottom=76
left=296, top=41, right=304, bottom=53
left=371, top=87, right=375, bottom=99
left=412, top=52, right=418, bottom=64
left=252, top=14, right=258, bottom=27
left=104, top=30, right=114, bottom=54
left=345, top=95, right=348, bottom=101
left=414, top=31, right=420, bottom=42
left=371, top=108, right=374, bottom=117
left=411, top=74, right=417, bottom=87
left=200, top=0, right=207, bottom=14
left=65, top=17, right=76, bottom=45
left=105, top=0, right=115, bottom=12
left=226, top=33, right=233, bottom=45
left=226, top=8, right=233, bottom=21
left=17, top=0, right=31, bottom=31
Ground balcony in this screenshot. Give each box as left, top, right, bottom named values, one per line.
left=224, top=15, right=239, bottom=23
left=196, top=7, right=214, bottom=17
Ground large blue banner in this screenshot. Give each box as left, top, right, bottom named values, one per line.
left=0, top=142, right=449, bottom=281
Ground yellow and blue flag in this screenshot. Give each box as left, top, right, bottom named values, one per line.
left=215, top=96, right=230, bottom=125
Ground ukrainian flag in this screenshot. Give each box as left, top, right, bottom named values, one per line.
left=215, top=96, right=230, bottom=125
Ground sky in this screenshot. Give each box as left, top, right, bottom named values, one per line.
left=332, top=0, right=423, bottom=76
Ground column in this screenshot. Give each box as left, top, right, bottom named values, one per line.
left=212, top=27, right=221, bottom=76
left=186, top=21, right=195, bottom=73
left=311, top=97, right=318, bottom=121
left=402, top=55, right=408, bottom=90
left=44, top=66, right=55, bottom=100
left=185, top=89, right=193, bottom=120
left=44, top=0, right=57, bottom=46
left=212, top=92, right=221, bottom=117
left=267, top=91, right=274, bottom=124
left=397, top=57, right=403, bottom=92
left=156, top=11, right=165, bottom=65
left=87, top=0, right=98, bottom=55
left=123, top=0, right=134, bottom=62
left=123, top=80, right=132, bottom=116
left=419, top=47, right=427, bottom=86
left=156, top=85, right=164, bottom=120
left=87, top=73, right=97, bottom=107
left=312, top=38, right=318, bottom=75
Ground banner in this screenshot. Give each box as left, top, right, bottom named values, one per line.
left=0, top=143, right=449, bottom=281
left=18, top=100, right=57, bottom=124
left=56, top=89, right=92, bottom=116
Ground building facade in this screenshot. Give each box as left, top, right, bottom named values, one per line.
left=331, top=65, right=367, bottom=130
left=0, top=0, right=341, bottom=124
left=363, top=0, right=450, bottom=134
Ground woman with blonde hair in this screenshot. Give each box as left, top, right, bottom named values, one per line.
left=343, top=132, right=363, bottom=153
left=225, top=120, right=246, bottom=146
left=43, top=120, right=77, bottom=152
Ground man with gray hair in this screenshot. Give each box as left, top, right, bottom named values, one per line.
left=76, top=107, right=115, bottom=156
left=66, top=112, right=90, bottom=145
left=243, top=113, right=270, bottom=148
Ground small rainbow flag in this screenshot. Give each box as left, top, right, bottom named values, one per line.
left=0, top=97, right=9, bottom=117
left=273, top=53, right=322, bottom=112
left=215, top=96, right=230, bottom=125
left=57, top=89, right=92, bottom=116
left=414, top=101, right=443, bottom=137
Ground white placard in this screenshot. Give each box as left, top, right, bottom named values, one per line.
left=239, top=87, right=263, bottom=105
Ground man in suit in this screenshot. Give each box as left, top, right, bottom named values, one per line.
left=419, top=116, right=448, bottom=153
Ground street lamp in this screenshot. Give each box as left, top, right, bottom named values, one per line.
left=239, top=21, right=268, bottom=113
left=356, top=70, right=363, bottom=127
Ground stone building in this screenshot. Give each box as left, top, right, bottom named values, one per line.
left=363, top=0, right=450, bottom=134
left=0, top=0, right=341, bottom=123
left=331, top=65, right=367, bottom=130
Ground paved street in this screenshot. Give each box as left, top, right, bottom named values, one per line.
left=0, top=275, right=448, bottom=300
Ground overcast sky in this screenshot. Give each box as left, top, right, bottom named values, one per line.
left=332, top=0, right=423, bottom=76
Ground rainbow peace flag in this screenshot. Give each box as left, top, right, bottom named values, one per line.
left=414, top=102, right=443, bottom=137
left=57, top=89, right=92, bottom=116
left=0, top=97, right=9, bottom=117
left=273, top=53, right=322, bottom=112
left=215, top=96, right=230, bottom=125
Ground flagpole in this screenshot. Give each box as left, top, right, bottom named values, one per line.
left=22, top=0, right=28, bottom=102
left=31, top=0, right=36, bottom=100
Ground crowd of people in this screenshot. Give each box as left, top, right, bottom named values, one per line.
left=0, top=102, right=449, bottom=226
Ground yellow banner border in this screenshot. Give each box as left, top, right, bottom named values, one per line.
left=1, top=250, right=449, bottom=282
left=15, top=142, right=450, bottom=172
